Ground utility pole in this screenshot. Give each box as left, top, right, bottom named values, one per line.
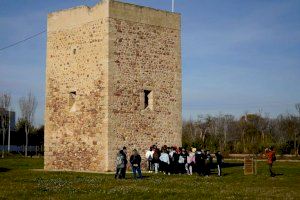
left=7, top=109, right=10, bottom=152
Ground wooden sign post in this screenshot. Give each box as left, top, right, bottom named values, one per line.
left=244, top=156, right=257, bottom=175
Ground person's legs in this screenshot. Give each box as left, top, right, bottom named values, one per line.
left=196, top=163, right=201, bottom=175
left=217, top=164, right=221, bottom=176
left=205, top=164, right=209, bottom=176
left=164, top=162, right=168, bottom=174
left=115, top=167, right=120, bottom=179
left=161, top=162, right=165, bottom=173
left=148, top=161, right=151, bottom=172
left=189, top=164, right=193, bottom=175
left=185, top=163, right=189, bottom=174
left=137, top=167, right=142, bottom=178
left=269, top=163, right=275, bottom=177
left=179, top=164, right=184, bottom=174
left=121, top=166, right=126, bottom=179
left=154, top=163, right=159, bottom=173
left=132, top=166, right=137, bottom=179
left=169, top=161, right=173, bottom=174
left=166, top=163, right=170, bottom=175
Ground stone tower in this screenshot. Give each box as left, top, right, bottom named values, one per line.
left=45, top=0, right=181, bottom=172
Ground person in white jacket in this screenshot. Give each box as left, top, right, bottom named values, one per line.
left=145, top=146, right=154, bottom=172
left=159, top=150, right=170, bottom=175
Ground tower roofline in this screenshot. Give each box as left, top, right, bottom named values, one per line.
left=48, top=0, right=180, bottom=18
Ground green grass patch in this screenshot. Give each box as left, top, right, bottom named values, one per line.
left=0, top=157, right=299, bottom=199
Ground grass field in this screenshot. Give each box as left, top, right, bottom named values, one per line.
left=0, top=157, right=299, bottom=199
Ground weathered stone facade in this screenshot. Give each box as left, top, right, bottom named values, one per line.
left=45, top=0, right=181, bottom=172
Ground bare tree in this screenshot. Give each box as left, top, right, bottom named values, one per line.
left=0, top=92, right=11, bottom=158
left=19, top=92, right=37, bottom=157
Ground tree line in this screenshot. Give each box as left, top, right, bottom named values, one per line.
left=0, top=92, right=38, bottom=157
left=2, top=91, right=299, bottom=157
left=182, top=105, right=300, bottom=155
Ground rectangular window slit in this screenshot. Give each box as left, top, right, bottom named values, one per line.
left=143, top=90, right=152, bottom=110
left=69, top=91, right=76, bottom=110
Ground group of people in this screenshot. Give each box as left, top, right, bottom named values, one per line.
left=145, top=145, right=223, bottom=177
left=114, top=145, right=224, bottom=179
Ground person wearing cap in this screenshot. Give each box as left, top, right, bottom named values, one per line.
left=130, top=149, right=143, bottom=179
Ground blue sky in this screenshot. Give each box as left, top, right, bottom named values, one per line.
left=0, top=0, right=300, bottom=126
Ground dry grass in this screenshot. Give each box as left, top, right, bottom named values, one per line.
left=0, top=156, right=299, bottom=199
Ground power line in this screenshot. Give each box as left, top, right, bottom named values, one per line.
left=0, top=30, right=46, bottom=52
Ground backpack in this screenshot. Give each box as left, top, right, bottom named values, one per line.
left=153, top=151, right=159, bottom=160
left=272, top=154, right=276, bottom=162
left=147, top=153, right=153, bottom=161
left=116, top=154, right=124, bottom=168
left=178, top=155, right=185, bottom=164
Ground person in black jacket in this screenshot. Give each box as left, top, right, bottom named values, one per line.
left=195, top=148, right=203, bottom=175
left=120, top=146, right=128, bottom=178
left=215, top=151, right=223, bottom=176
left=205, top=150, right=211, bottom=176
left=130, top=149, right=143, bottom=179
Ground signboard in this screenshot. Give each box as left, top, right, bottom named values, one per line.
left=244, top=157, right=257, bottom=175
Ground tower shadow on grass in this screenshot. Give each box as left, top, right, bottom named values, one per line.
left=222, top=162, right=244, bottom=168
left=0, top=167, right=10, bottom=172
left=210, top=162, right=244, bottom=169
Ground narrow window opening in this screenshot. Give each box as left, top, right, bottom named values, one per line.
left=69, top=91, right=76, bottom=110
left=73, top=48, right=77, bottom=55
left=143, top=90, right=153, bottom=110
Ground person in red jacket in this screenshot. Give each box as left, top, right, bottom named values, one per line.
left=265, top=146, right=276, bottom=177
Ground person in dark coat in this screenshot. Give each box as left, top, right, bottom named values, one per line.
left=205, top=150, right=211, bottom=176
left=169, top=146, right=176, bottom=174
left=152, top=146, right=160, bottom=173
left=130, top=149, right=142, bottom=179
left=215, top=151, right=223, bottom=176
left=120, top=146, right=127, bottom=178
left=195, top=148, right=202, bottom=175
left=173, top=148, right=180, bottom=174
left=198, top=149, right=206, bottom=176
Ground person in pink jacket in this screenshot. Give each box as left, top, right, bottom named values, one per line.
left=187, top=150, right=196, bottom=175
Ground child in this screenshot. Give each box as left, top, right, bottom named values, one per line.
left=187, top=150, right=195, bottom=175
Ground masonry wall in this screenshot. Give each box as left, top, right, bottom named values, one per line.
left=45, top=0, right=182, bottom=172
left=107, top=1, right=182, bottom=169
left=44, top=1, right=110, bottom=172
